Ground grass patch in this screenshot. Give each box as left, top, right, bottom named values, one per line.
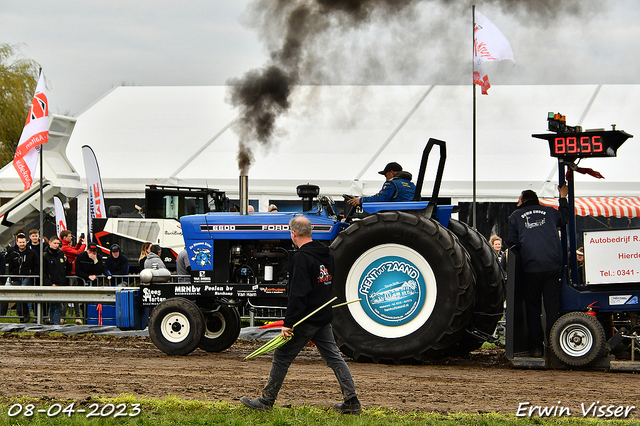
left=0, top=395, right=636, bottom=425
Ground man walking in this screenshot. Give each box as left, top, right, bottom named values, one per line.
left=241, top=216, right=360, bottom=414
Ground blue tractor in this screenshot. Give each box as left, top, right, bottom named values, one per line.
left=141, top=139, right=505, bottom=362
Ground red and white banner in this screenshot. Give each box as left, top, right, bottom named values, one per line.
left=540, top=197, right=640, bottom=218
left=13, top=73, right=49, bottom=190
left=82, top=145, right=106, bottom=240
left=54, top=195, right=67, bottom=237
left=474, top=10, right=514, bottom=95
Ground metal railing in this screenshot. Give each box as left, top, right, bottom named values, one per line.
left=0, top=274, right=287, bottom=327
left=241, top=300, right=286, bottom=327
left=0, top=274, right=139, bottom=325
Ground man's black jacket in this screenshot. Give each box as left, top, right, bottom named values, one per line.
left=507, top=198, right=569, bottom=273
left=283, top=240, right=334, bottom=328
left=43, top=247, right=67, bottom=286
left=75, top=251, right=104, bottom=283
left=6, top=247, right=39, bottom=278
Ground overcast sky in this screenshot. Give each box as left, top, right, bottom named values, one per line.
left=2, top=0, right=639, bottom=116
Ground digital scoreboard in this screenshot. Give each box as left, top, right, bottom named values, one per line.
left=532, top=131, right=633, bottom=159
left=532, top=112, right=633, bottom=159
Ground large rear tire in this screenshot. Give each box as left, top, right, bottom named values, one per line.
left=198, top=305, right=241, bottom=352
left=446, top=219, right=505, bottom=354
left=149, top=298, right=205, bottom=355
left=550, top=312, right=606, bottom=366
left=330, top=211, right=475, bottom=363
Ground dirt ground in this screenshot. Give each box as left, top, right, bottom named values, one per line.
left=1, top=333, right=640, bottom=418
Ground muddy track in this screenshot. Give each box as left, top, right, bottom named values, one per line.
left=1, top=333, right=639, bottom=418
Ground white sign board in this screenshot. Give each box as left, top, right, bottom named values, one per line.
left=584, top=228, right=640, bottom=285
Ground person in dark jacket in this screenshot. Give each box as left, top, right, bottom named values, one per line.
left=506, top=184, right=569, bottom=357
left=75, top=243, right=104, bottom=286
left=6, top=233, right=39, bottom=323
left=241, top=216, right=360, bottom=414
left=43, top=236, right=67, bottom=325
left=104, top=244, right=129, bottom=285
left=347, top=162, right=415, bottom=207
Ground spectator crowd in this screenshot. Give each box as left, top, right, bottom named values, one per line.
left=0, top=228, right=153, bottom=325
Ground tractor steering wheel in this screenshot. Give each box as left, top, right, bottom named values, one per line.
left=342, top=194, right=357, bottom=222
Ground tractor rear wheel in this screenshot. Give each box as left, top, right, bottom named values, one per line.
left=149, top=297, right=205, bottom=355
left=330, top=211, right=475, bottom=363
left=198, top=305, right=241, bottom=352
left=445, top=219, right=505, bottom=354
left=550, top=312, right=606, bottom=366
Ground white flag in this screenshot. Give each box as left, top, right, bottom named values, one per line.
left=82, top=145, right=106, bottom=240
left=13, top=73, right=49, bottom=190
left=474, top=10, right=514, bottom=95
left=54, top=196, right=67, bottom=237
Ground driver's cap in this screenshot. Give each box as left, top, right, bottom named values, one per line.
left=378, top=162, right=402, bottom=175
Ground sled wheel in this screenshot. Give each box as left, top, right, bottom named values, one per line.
left=149, top=297, right=205, bottom=355
left=198, top=305, right=241, bottom=352
left=330, top=211, right=475, bottom=363
left=550, top=312, right=606, bottom=366
left=446, top=219, right=505, bottom=355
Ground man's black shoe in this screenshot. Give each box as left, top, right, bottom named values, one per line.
left=333, top=397, right=362, bottom=415
left=240, top=396, right=272, bottom=411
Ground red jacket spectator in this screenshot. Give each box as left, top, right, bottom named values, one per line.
left=60, top=230, right=85, bottom=275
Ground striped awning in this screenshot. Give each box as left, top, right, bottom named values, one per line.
left=539, top=197, right=640, bottom=218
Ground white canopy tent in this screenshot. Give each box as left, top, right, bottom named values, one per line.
left=0, top=84, right=638, bottom=232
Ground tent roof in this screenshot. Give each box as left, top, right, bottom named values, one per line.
left=1, top=84, right=639, bottom=203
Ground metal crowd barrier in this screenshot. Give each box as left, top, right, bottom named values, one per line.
left=0, top=274, right=140, bottom=325
left=0, top=274, right=287, bottom=326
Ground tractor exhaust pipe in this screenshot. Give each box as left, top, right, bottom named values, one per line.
left=239, top=175, right=249, bottom=215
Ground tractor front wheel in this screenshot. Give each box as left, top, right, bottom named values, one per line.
left=149, top=298, right=205, bottom=355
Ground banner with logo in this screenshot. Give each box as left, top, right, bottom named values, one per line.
left=13, top=73, right=49, bottom=190
left=82, top=145, right=106, bottom=239
left=53, top=196, right=67, bottom=237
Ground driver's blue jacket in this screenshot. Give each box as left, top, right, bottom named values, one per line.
left=360, top=171, right=416, bottom=204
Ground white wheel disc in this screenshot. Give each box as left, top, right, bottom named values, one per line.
left=345, top=243, right=437, bottom=338
left=160, top=312, right=191, bottom=343
left=559, top=323, right=593, bottom=357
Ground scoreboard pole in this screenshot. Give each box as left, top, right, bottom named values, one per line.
left=558, top=160, right=578, bottom=285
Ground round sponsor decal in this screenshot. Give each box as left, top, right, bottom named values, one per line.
left=358, top=256, right=425, bottom=326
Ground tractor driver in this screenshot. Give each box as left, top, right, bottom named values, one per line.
left=347, top=162, right=416, bottom=207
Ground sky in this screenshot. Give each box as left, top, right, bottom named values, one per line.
left=1, top=0, right=640, bottom=116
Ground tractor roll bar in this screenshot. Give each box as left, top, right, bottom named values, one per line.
left=413, top=138, right=447, bottom=209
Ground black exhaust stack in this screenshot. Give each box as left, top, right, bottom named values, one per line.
left=297, top=184, right=319, bottom=212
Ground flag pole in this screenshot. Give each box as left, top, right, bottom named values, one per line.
left=38, top=68, right=44, bottom=324
left=472, top=5, right=477, bottom=230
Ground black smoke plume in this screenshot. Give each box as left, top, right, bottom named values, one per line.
left=228, top=0, right=596, bottom=174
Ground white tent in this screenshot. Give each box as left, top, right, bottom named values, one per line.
left=1, top=84, right=638, bottom=229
